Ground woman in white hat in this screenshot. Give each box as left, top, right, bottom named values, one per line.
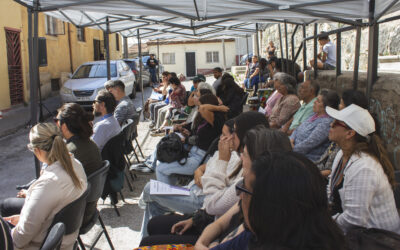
left=326, top=104, right=400, bottom=234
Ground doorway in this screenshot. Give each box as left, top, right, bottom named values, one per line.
left=5, top=28, right=24, bottom=105
left=93, top=39, right=103, bottom=60
left=185, top=52, right=196, bottom=77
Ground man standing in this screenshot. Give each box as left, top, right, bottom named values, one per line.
left=146, top=54, right=159, bottom=85
left=212, top=67, right=223, bottom=90
left=282, top=80, right=319, bottom=135
left=309, top=33, right=336, bottom=70
left=91, top=90, right=121, bottom=152
left=106, top=80, right=137, bottom=125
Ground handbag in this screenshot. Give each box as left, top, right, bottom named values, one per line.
left=156, top=133, right=188, bottom=164
left=346, top=227, right=400, bottom=250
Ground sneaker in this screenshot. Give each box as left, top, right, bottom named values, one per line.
left=130, top=163, right=154, bottom=173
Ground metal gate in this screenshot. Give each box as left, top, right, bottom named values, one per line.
left=5, top=28, right=24, bottom=105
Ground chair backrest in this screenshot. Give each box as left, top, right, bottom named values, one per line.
left=121, top=120, right=136, bottom=153
left=40, top=222, right=65, bottom=250
left=101, top=131, right=126, bottom=172
left=394, top=170, right=400, bottom=209
left=86, top=161, right=110, bottom=203
left=241, top=92, right=249, bottom=107
left=51, top=184, right=91, bottom=235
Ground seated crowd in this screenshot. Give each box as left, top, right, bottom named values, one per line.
left=1, top=55, right=399, bottom=250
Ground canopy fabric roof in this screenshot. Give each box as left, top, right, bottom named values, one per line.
left=15, top=0, right=400, bottom=40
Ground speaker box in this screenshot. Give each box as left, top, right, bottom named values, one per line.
left=38, top=37, right=47, bottom=67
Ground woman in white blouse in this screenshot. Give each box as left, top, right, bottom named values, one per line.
left=4, top=123, right=87, bottom=250
left=326, top=104, right=400, bottom=234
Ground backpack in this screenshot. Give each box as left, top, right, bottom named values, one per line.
left=346, top=227, right=400, bottom=250
left=156, top=133, right=188, bottom=164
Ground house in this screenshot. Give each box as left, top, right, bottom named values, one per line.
left=0, top=0, right=122, bottom=110
left=147, top=38, right=236, bottom=77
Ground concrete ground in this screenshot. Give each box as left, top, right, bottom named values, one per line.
left=0, top=76, right=216, bottom=249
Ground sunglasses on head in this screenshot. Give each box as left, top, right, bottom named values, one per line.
left=235, top=179, right=253, bottom=196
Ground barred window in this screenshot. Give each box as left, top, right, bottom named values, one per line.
left=45, top=15, right=65, bottom=36
left=77, top=27, right=85, bottom=42
left=206, top=51, right=219, bottom=63
left=162, top=53, right=175, bottom=64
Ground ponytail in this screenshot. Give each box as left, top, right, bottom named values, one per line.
left=352, top=133, right=395, bottom=188
left=48, top=135, right=82, bottom=189
left=29, top=123, right=83, bottom=189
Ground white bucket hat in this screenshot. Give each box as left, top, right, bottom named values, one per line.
left=326, top=104, right=375, bottom=137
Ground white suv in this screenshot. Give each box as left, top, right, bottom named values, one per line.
left=60, top=60, right=136, bottom=108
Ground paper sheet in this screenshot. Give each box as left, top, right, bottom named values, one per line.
left=150, top=179, right=190, bottom=196
left=149, top=91, right=164, bottom=101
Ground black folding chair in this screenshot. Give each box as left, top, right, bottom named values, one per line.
left=44, top=184, right=91, bottom=250
left=130, top=110, right=145, bottom=162
left=77, top=161, right=115, bottom=250
left=121, top=119, right=137, bottom=188
left=40, top=222, right=65, bottom=250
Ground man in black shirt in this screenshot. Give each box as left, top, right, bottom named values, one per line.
left=146, top=54, right=159, bottom=85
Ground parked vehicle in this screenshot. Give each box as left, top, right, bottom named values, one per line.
left=123, top=59, right=150, bottom=90
left=60, top=60, right=136, bottom=108
left=240, top=53, right=254, bottom=65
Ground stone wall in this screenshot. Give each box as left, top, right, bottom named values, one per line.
left=306, top=70, right=400, bottom=170
left=261, top=11, right=400, bottom=72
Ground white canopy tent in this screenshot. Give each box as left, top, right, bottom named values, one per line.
left=14, top=0, right=400, bottom=176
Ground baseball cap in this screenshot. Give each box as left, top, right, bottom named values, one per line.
left=193, top=74, right=206, bottom=83
left=326, top=104, right=375, bottom=137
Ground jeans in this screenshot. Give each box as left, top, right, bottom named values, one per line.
left=151, top=102, right=167, bottom=123
left=250, top=75, right=264, bottom=94
left=143, top=149, right=158, bottom=170
left=244, top=78, right=250, bottom=88
left=156, top=146, right=206, bottom=185
left=156, top=105, right=170, bottom=128
left=149, top=67, right=157, bottom=83
left=139, top=182, right=204, bottom=238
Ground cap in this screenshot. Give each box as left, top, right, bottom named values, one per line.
left=326, top=104, right=375, bottom=137
left=193, top=74, right=206, bottom=83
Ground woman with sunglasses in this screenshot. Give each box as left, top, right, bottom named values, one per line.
left=4, top=123, right=87, bottom=250
left=326, top=104, right=400, bottom=234
left=290, top=89, right=340, bottom=162
left=204, top=152, right=347, bottom=250
left=194, top=126, right=293, bottom=249
left=138, top=112, right=269, bottom=245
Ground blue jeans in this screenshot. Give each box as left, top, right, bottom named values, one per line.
left=250, top=75, right=264, bottom=94
left=149, top=67, right=157, bottom=83
left=139, top=182, right=204, bottom=238
left=244, top=78, right=250, bottom=88
left=156, top=146, right=206, bottom=185
left=143, top=149, right=158, bottom=170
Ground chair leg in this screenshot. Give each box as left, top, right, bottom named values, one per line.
left=135, top=138, right=145, bottom=158
left=98, top=215, right=115, bottom=250
left=113, top=203, right=120, bottom=217
left=130, top=146, right=141, bottom=163
left=119, top=192, right=126, bottom=203
left=124, top=171, right=134, bottom=191
left=78, top=236, right=86, bottom=250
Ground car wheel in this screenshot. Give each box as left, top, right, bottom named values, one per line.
left=129, top=82, right=137, bottom=99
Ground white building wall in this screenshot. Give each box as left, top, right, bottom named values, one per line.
left=148, top=41, right=236, bottom=76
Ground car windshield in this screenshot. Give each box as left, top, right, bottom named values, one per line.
left=72, top=64, right=117, bottom=79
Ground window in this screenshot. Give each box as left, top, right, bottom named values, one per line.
left=115, top=33, right=120, bottom=51
left=162, top=53, right=175, bottom=65
left=77, top=27, right=85, bottom=42
left=206, top=51, right=219, bottom=63
left=45, top=15, right=64, bottom=36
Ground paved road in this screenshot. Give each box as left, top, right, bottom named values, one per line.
left=0, top=76, right=214, bottom=249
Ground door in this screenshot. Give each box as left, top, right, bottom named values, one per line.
left=185, top=52, right=196, bottom=77
left=93, top=39, right=101, bottom=60
left=5, top=28, right=24, bottom=105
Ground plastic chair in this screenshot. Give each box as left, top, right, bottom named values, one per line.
left=40, top=222, right=65, bottom=250
left=46, top=184, right=90, bottom=249
left=77, top=161, right=115, bottom=250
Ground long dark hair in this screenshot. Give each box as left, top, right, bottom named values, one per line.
left=234, top=111, right=269, bottom=151
left=248, top=152, right=347, bottom=250
left=192, top=94, right=220, bottom=132
left=57, top=103, right=94, bottom=139
left=216, top=73, right=244, bottom=101
left=351, top=133, right=395, bottom=188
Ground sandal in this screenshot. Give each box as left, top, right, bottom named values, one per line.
left=151, top=128, right=165, bottom=136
